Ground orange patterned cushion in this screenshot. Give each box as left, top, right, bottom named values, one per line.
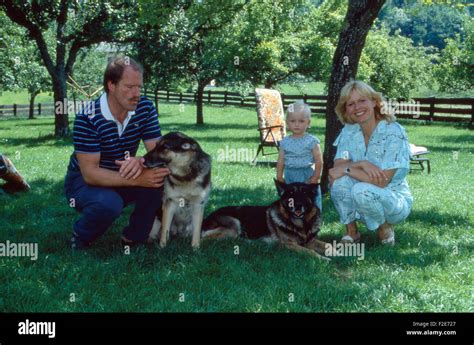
left=255, top=88, right=286, bottom=143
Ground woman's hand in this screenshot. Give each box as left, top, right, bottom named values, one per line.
left=355, top=160, right=388, bottom=186
left=328, top=165, right=346, bottom=186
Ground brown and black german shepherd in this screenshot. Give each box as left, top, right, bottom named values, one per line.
left=202, top=179, right=330, bottom=260
left=143, top=132, right=211, bottom=249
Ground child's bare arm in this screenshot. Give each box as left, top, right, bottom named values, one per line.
left=276, top=150, right=285, bottom=182
left=309, top=144, right=323, bottom=183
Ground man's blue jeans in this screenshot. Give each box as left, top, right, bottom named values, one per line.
left=64, top=170, right=163, bottom=244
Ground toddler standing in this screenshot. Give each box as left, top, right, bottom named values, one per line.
left=276, top=100, right=323, bottom=210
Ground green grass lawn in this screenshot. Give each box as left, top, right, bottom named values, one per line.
left=0, top=102, right=473, bottom=312
left=0, top=90, right=54, bottom=104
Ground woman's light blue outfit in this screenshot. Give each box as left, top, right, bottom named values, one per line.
left=280, top=133, right=323, bottom=211
left=330, top=120, right=413, bottom=230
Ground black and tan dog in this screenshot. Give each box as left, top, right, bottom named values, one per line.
left=143, top=132, right=211, bottom=249
left=202, top=179, right=330, bottom=260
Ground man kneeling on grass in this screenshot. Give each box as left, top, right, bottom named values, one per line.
left=64, top=57, right=170, bottom=250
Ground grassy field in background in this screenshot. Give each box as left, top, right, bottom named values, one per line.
left=0, top=102, right=473, bottom=312
left=0, top=90, right=55, bottom=104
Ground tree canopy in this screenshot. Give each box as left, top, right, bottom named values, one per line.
left=0, top=0, right=140, bottom=136
left=0, top=0, right=471, bottom=135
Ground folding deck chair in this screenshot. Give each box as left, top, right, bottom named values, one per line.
left=252, top=88, right=286, bottom=164
left=409, top=144, right=431, bottom=173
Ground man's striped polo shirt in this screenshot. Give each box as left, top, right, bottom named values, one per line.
left=67, top=93, right=161, bottom=173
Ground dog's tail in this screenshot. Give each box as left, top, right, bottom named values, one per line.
left=201, top=215, right=241, bottom=240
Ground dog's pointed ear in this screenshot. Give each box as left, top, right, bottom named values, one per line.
left=154, top=136, right=164, bottom=149
left=274, top=178, right=286, bottom=196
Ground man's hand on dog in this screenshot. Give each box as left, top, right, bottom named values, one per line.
left=115, top=158, right=170, bottom=187
left=135, top=167, right=170, bottom=188
left=115, top=157, right=145, bottom=180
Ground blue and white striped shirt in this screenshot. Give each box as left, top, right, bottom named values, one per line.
left=67, top=93, right=161, bottom=172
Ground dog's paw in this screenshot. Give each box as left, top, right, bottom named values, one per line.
left=148, top=233, right=158, bottom=241
left=148, top=218, right=161, bottom=242
left=146, top=237, right=155, bottom=244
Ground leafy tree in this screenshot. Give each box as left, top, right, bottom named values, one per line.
left=0, top=12, right=18, bottom=91
left=227, top=0, right=343, bottom=89
left=136, top=4, right=196, bottom=111
left=0, top=11, right=50, bottom=119
left=378, top=1, right=469, bottom=50
left=435, top=18, right=474, bottom=92
left=227, top=0, right=310, bottom=89
left=359, top=25, right=436, bottom=98
left=0, top=0, right=140, bottom=136
left=67, top=47, right=108, bottom=104
left=298, top=0, right=346, bottom=84
left=137, top=0, right=248, bottom=125
left=137, top=0, right=345, bottom=123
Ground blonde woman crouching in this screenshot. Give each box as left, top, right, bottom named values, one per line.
left=329, top=80, right=413, bottom=246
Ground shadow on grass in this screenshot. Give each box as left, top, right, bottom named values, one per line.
left=408, top=208, right=473, bottom=226
left=14, top=121, right=55, bottom=127
left=197, top=136, right=259, bottom=145
left=399, top=119, right=472, bottom=130
left=416, top=145, right=464, bottom=153
left=431, top=134, right=474, bottom=144
left=324, top=225, right=458, bottom=269
left=162, top=122, right=254, bottom=132
left=424, top=145, right=473, bottom=154
left=207, top=184, right=469, bottom=268
left=212, top=160, right=278, bottom=168
left=1, top=176, right=467, bottom=270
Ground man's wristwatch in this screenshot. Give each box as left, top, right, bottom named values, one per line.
left=344, top=167, right=351, bottom=176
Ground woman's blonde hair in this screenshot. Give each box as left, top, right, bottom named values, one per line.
left=335, top=80, right=396, bottom=124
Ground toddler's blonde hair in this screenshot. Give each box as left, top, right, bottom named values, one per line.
left=286, top=100, right=311, bottom=121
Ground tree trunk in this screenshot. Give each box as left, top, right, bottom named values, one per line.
left=196, top=81, right=208, bottom=125
left=154, top=86, right=159, bottom=113
left=28, top=90, right=40, bottom=120
left=321, top=0, right=385, bottom=195
left=53, top=72, right=70, bottom=137
left=264, top=79, right=273, bottom=89
left=73, top=92, right=77, bottom=115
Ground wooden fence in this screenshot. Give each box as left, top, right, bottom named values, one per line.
left=146, top=90, right=473, bottom=123
left=0, top=103, right=55, bottom=118
left=1, top=90, right=473, bottom=123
